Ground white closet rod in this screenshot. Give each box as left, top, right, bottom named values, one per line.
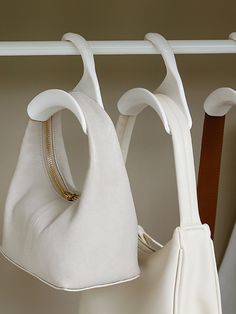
left=0, top=40, right=236, bottom=55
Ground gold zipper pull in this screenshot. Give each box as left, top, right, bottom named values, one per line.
left=64, top=191, right=81, bottom=202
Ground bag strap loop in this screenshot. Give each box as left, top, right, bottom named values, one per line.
left=116, top=93, right=201, bottom=227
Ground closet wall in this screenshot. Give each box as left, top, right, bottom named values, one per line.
left=0, top=1, right=235, bottom=313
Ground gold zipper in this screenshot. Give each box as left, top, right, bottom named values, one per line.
left=43, top=117, right=80, bottom=202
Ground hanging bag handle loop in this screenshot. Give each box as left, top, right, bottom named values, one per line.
left=116, top=33, right=201, bottom=227
left=116, top=93, right=201, bottom=227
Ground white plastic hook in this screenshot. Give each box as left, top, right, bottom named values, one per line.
left=229, top=32, right=236, bottom=41
left=62, top=33, right=103, bottom=108
left=118, top=33, right=192, bottom=131
left=204, top=33, right=236, bottom=116
left=28, top=33, right=104, bottom=134
left=145, top=33, right=192, bottom=129
left=118, top=88, right=170, bottom=133
left=27, top=89, right=87, bottom=133
left=204, top=87, right=236, bottom=116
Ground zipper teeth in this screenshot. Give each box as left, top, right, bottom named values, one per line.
left=43, top=117, right=80, bottom=202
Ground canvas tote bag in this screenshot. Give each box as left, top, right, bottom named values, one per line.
left=78, top=93, right=222, bottom=313
left=0, top=33, right=140, bottom=291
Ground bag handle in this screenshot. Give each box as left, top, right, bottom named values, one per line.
left=197, top=114, right=225, bottom=238
left=197, top=34, right=236, bottom=236
left=116, top=92, right=201, bottom=227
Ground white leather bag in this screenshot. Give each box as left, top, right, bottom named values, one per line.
left=0, top=33, right=139, bottom=291
left=219, top=223, right=236, bottom=314
left=78, top=33, right=222, bottom=314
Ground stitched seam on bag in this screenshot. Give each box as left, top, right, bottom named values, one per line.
left=173, top=229, right=183, bottom=314
left=173, top=248, right=183, bottom=314
left=176, top=225, right=221, bottom=313
left=0, top=247, right=139, bottom=291
left=208, top=232, right=222, bottom=313
left=178, top=225, right=205, bottom=232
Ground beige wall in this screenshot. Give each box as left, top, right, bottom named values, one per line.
left=0, top=0, right=235, bottom=313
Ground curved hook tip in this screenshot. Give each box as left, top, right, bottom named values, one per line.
left=117, top=88, right=171, bottom=134
left=204, top=87, right=236, bottom=116
left=27, top=89, right=88, bottom=134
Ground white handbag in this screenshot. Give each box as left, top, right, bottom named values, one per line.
left=0, top=33, right=140, bottom=291
left=78, top=33, right=222, bottom=314
left=219, top=223, right=236, bottom=314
